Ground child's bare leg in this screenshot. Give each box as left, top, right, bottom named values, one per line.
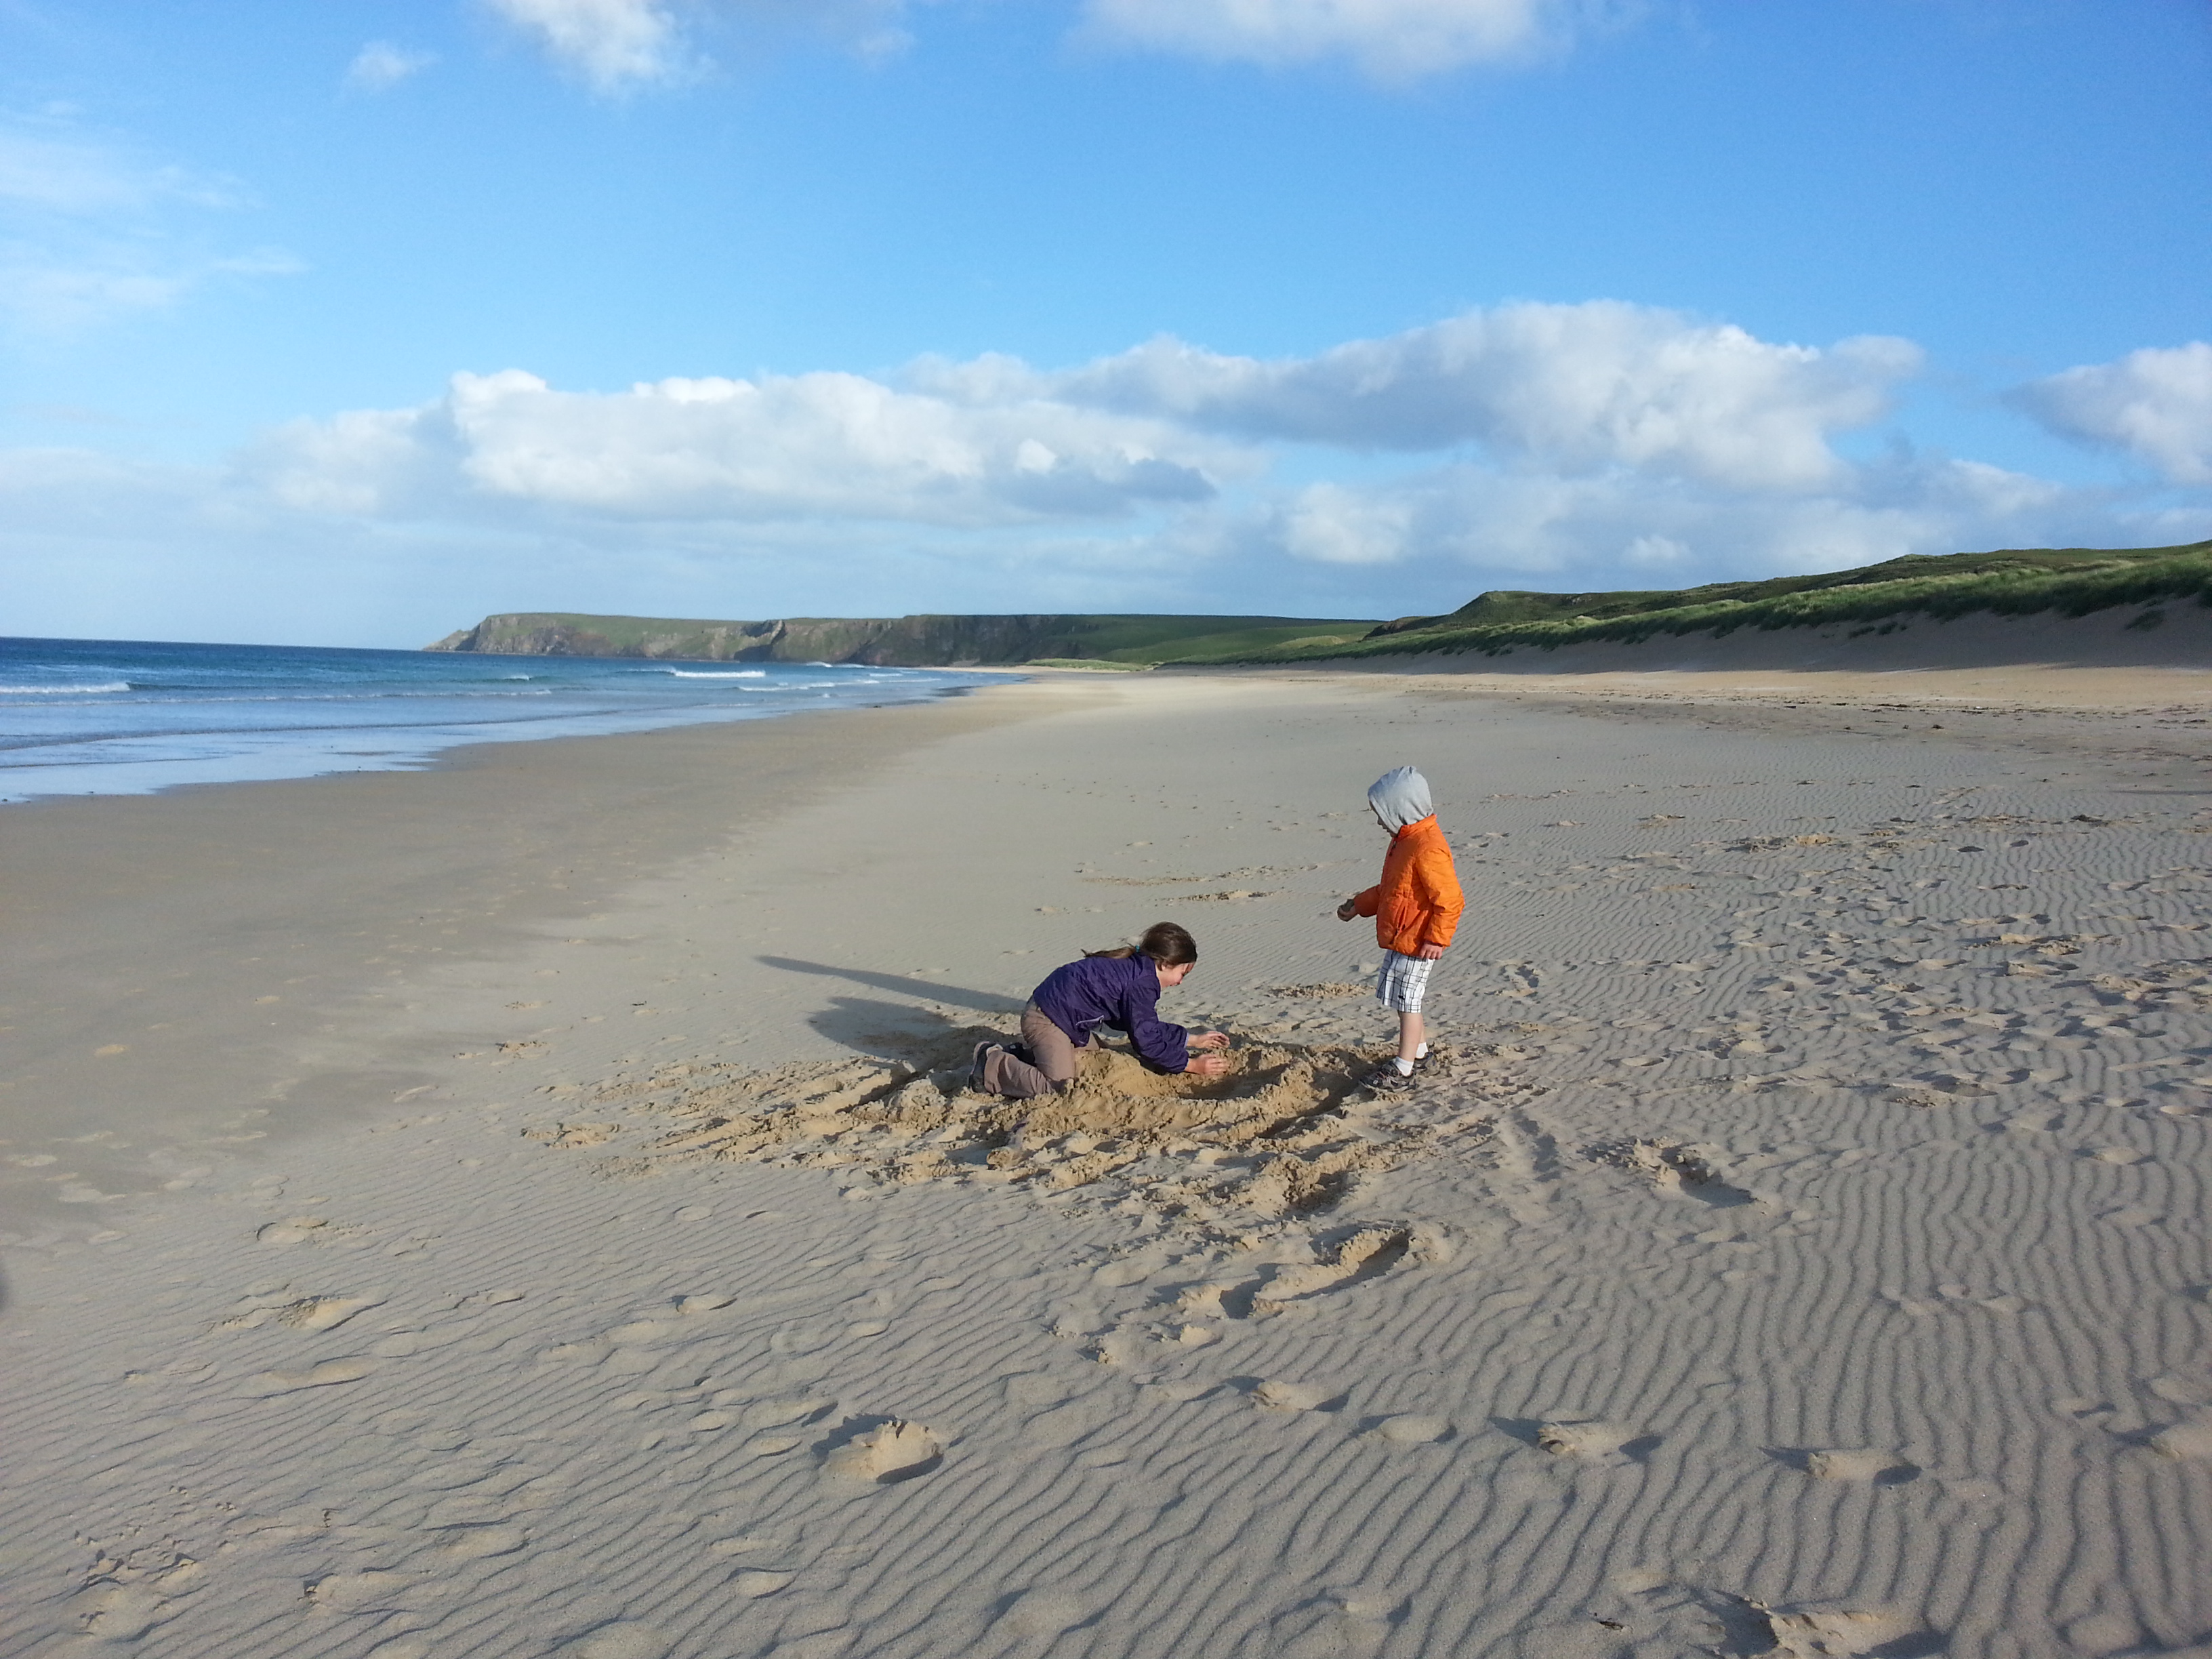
left=1397, top=1011, right=1425, bottom=1067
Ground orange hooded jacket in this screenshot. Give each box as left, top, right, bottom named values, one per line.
left=1352, top=815, right=1465, bottom=956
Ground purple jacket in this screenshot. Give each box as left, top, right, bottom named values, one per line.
left=1029, top=954, right=1191, bottom=1073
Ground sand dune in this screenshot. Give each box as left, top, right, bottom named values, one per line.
left=2, top=669, right=2208, bottom=1658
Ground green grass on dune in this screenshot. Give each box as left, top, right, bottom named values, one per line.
left=1039, top=617, right=1376, bottom=662
left=1170, top=541, right=2212, bottom=664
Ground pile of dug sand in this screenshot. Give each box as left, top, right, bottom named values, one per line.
left=534, top=1032, right=1502, bottom=1232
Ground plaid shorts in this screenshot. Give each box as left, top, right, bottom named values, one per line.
left=1374, top=949, right=1433, bottom=1015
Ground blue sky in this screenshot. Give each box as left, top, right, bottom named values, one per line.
left=3, top=0, right=2208, bottom=647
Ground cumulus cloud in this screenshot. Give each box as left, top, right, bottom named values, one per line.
left=483, top=0, right=689, bottom=90
left=482, top=0, right=923, bottom=91
left=1237, top=447, right=2100, bottom=592
left=1277, top=481, right=1415, bottom=564
left=246, top=367, right=1246, bottom=525
left=16, top=303, right=2204, bottom=647
left=0, top=118, right=300, bottom=334
left=475, top=0, right=1612, bottom=91
left=2011, top=342, right=2212, bottom=486
left=346, top=41, right=438, bottom=92
left=231, top=312, right=2171, bottom=603
left=924, top=302, right=1920, bottom=492
left=1080, top=0, right=1591, bottom=79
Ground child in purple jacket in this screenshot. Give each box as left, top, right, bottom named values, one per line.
left=973, top=922, right=1231, bottom=1099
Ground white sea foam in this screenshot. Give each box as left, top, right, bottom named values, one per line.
left=1, top=637, right=997, bottom=802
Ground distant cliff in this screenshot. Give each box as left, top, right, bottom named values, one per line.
left=422, top=612, right=1378, bottom=666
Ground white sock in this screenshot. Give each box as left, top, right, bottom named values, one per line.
left=1394, top=1057, right=1416, bottom=1076
left=1415, top=1041, right=1429, bottom=1060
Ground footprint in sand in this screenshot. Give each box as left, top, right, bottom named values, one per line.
left=256, top=1217, right=332, bottom=1246
left=2148, top=1418, right=2212, bottom=1460
left=999, top=1590, right=1093, bottom=1637
left=1615, top=1142, right=1759, bottom=1207
left=276, top=1292, right=388, bottom=1332
left=1760, top=1601, right=1916, bottom=1658
left=1255, top=1378, right=1334, bottom=1412
left=1802, top=1448, right=1921, bottom=1483
left=242, top=1359, right=374, bottom=1397
left=305, top=1570, right=419, bottom=1613
left=77, top=1586, right=169, bottom=1641
left=823, top=1420, right=944, bottom=1482
left=1536, top=1420, right=1641, bottom=1460
left=1253, top=1226, right=1413, bottom=1314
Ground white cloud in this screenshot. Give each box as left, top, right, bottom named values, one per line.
left=346, top=41, right=439, bottom=92
left=940, top=302, right=1921, bottom=492
left=0, top=124, right=240, bottom=217
left=245, top=367, right=1247, bottom=525
left=483, top=0, right=688, bottom=91
left=1241, top=451, right=2120, bottom=592
left=1279, top=482, right=1414, bottom=563
left=13, top=307, right=2206, bottom=648
left=2011, top=342, right=2212, bottom=486
left=481, top=0, right=930, bottom=90
left=1080, top=0, right=1591, bottom=79
left=0, top=117, right=299, bottom=335
left=1622, top=532, right=1688, bottom=567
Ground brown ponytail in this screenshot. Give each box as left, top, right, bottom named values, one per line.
left=1083, top=921, right=1197, bottom=967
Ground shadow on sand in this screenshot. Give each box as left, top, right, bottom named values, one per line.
left=757, top=956, right=1025, bottom=1017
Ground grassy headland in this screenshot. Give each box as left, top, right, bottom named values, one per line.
left=424, top=541, right=2210, bottom=670
left=425, top=611, right=1376, bottom=666
left=1170, top=540, right=2212, bottom=663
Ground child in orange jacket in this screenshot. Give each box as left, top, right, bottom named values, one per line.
left=1336, top=766, right=1463, bottom=1091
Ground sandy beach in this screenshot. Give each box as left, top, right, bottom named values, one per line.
left=5, top=666, right=2211, bottom=1659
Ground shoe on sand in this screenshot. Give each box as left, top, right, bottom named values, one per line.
left=969, top=1041, right=1004, bottom=1093
left=1363, top=1065, right=1416, bottom=1094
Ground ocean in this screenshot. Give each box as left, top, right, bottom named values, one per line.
left=0, top=636, right=1004, bottom=804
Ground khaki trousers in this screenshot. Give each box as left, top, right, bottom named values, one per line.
left=980, top=1002, right=1088, bottom=1099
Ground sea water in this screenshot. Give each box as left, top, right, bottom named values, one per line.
left=0, top=636, right=1004, bottom=804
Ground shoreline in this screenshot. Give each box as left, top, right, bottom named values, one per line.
left=0, top=682, right=1090, bottom=1230
left=3, top=667, right=2208, bottom=1658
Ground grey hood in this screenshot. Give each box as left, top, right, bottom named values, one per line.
left=1367, top=766, right=1432, bottom=833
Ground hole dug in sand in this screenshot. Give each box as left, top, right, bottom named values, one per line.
left=1757, top=1601, right=1927, bottom=1658
left=571, top=1034, right=1435, bottom=1228
left=823, top=1418, right=945, bottom=1483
